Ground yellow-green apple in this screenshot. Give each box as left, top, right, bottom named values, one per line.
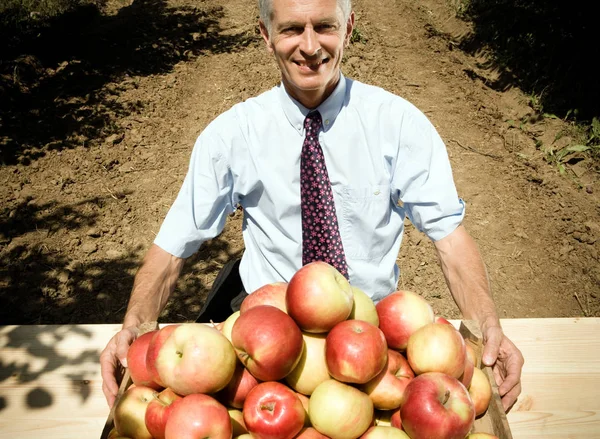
left=221, top=311, right=240, bottom=342
left=127, top=330, right=162, bottom=390
left=309, top=379, right=374, bottom=439
left=466, top=434, right=499, bottom=439
left=155, top=323, right=236, bottom=395
left=400, top=372, right=475, bottom=439
left=164, top=393, right=231, bottom=439
left=285, top=332, right=330, bottom=395
left=144, top=388, right=182, bottom=439
left=232, top=305, right=303, bottom=381
left=406, top=322, right=466, bottom=379
left=375, top=408, right=403, bottom=429
left=376, top=291, right=434, bottom=350
left=349, top=286, right=379, bottom=327
left=286, top=261, right=354, bottom=333
left=216, top=360, right=260, bottom=408
left=325, top=319, right=388, bottom=384
left=361, top=426, right=411, bottom=438
left=243, top=381, right=306, bottom=439
left=114, top=385, right=156, bottom=439
left=146, top=324, right=180, bottom=388
left=235, top=435, right=253, bottom=439
left=469, top=367, right=492, bottom=417
left=107, top=427, right=131, bottom=438
left=228, top=409, right=248, bottom=437
left=361, top=350, right=414, bottom=410
left=240, top=282, right=288, bottom=314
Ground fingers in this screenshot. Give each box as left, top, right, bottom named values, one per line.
left=100, top=327, right=138, bottom=408
left=501, top=380, right=522, bottom=412
left=482, top=325, right=503, bottom=367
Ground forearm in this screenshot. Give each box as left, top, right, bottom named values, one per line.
left=123, top=244, right=185, bottom=328
left=434, top=225, right=500, bottom=332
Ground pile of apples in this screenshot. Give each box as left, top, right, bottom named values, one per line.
left=109, top=261, right=497, bottom=439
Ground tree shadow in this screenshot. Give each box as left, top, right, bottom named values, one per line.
left=456, top=0, right=598, bottom=119
left=0, top=0, right=259, bottom=166
left=0, top=197, right=243, bottom=412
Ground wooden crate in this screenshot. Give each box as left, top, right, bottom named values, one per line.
left=101, top=320, right=512, bottom=439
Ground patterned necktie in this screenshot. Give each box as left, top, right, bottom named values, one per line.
left=300, top=111, right=349, bottom=279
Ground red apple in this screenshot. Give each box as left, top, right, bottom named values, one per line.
left=296, top=427, right=330, bottom=438
left=127, top=330, right=162, bottom=390
left=216, top=360, right=260, bottom=409
left=309, top=379, right=374, bottom=439
left=144, top=388, right=183, bottom=439
left=232, top=305, right=303, bottom=381
left=361, top=426, right=411, bottom=438
left=390, top=407, right=402, bottom=429
left=146, top=324, right=180, bottom=388
left=296, top=392, right=311, bottom=426
left=435, top=316, right=452, bottom=325
left=228, top=409, right=248, bottom=437
left=406, top=322, right=466, bottom=379
left=466, top=434, right=499, bottom=439
left=460, top=353, right=475, bottom=389
left=325, top=319, right=388, bottom=384
left=400, top=372, right=475, bottom=439
left=362, top=350, right=414, bottom=410
left=243, top=381, right=306, bottom=439
left=286, top=261, right=354, bottom=333
left=155, top=323, right=237, bottom=395
left=241, top=282, right=288, bottom=314
left=164, top=393, right=231, bottom=439
left=376, top=291, right=434, bottom=350
left=285, top=332, right=330, bottom=395
left=469, top=367, right=493, bottom=417
left=349, top=286, right=379, bottom=327
left=113, top=385, right=156, bottom=439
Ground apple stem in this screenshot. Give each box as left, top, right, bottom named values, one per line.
left=442, top=389, right=450, bottom=406
left=176, top=350, right=183, bottom=358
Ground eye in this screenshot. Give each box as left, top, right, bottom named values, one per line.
left=315, top=23, right=336, bottom=32
left=282, top=26, right=303, bottom=34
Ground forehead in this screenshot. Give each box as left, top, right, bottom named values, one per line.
left=271, top=0, right=342, bottom=23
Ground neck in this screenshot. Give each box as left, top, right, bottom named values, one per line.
left=284, top=72, right=341, bottom=109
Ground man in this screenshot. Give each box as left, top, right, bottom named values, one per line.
left=100, top=0, right=524, bottom=412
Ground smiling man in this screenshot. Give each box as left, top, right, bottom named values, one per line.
left=100, top=0, right=524, bottom=413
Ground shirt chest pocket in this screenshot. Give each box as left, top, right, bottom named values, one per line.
left=338, top=184, right=392, bottom=261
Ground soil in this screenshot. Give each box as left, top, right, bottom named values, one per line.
left=1, top=0, right=599, bottom=326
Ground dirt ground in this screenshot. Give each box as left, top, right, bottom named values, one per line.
left=1, top=0, right=599, bottom=327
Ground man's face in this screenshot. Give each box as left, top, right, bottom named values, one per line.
left=260, top=0, right=354, bottom=108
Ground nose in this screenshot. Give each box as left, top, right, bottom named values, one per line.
left=299, top=27, right=321, bottom=58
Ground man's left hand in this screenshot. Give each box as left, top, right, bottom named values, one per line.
left=481, top=325, right=525, bottom=412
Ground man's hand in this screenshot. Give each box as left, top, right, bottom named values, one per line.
left=481, top=324, right=525, bottom=412
left=99, top=326, right=139, bottom=408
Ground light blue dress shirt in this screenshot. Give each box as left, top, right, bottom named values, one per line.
left=154, top=75, right=465, bottom=301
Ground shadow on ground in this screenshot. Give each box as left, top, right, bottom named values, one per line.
left=0, top=0, right=258, bottom=166
left=456, top=0, right=598, bottom=120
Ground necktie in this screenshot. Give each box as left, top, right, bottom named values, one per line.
left=300, top=111, right=349, bottom=279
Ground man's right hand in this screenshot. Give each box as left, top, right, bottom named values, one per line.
left=100, top=326, right=139, bottom=408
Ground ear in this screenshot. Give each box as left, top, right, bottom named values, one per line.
left=344, top=11, right=355, bottom=47
left=259, top=20, right=274, bottom=54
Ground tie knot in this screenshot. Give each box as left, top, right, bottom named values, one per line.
left=304, top=111, right=322, bottom=132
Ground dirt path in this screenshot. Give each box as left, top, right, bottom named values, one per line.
left=1, top=0, right=598, bottom=325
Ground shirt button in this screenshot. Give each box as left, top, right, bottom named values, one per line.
left=374, top=189, right=381, bottom=195
left=325, top=119, right=330, bottom=125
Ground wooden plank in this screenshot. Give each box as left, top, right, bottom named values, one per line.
left=508, top=410, right=600, bottom=438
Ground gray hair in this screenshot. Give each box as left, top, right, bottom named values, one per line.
left=259, top=0, right=352, bottom=34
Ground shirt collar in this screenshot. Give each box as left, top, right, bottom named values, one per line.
left=278, top=73, right=347, bottom=135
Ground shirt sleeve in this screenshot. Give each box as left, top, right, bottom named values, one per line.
left=391, top=102, right=465, bottom=241
left=154, top=124, right=236, bottom=258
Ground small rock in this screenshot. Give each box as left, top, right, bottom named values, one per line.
left=86, top=228, right=101, bottom=238
left=514, top=229, right=529, bottom=240
left=105, top=133, right=124, bottom=145
left=586, top=185, right=593, bottom=194
left=106, top=249, right=122, bottom=259
left=57, top=271, right=70, bottom=284
left=81, top=242, right=98, bottom=254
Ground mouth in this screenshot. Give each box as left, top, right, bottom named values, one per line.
left=293, top=58, right=330, bottom=70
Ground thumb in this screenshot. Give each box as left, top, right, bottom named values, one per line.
left=116, top=327, right=137, bottom=368
left=482, top=326, right=502, bottom=366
